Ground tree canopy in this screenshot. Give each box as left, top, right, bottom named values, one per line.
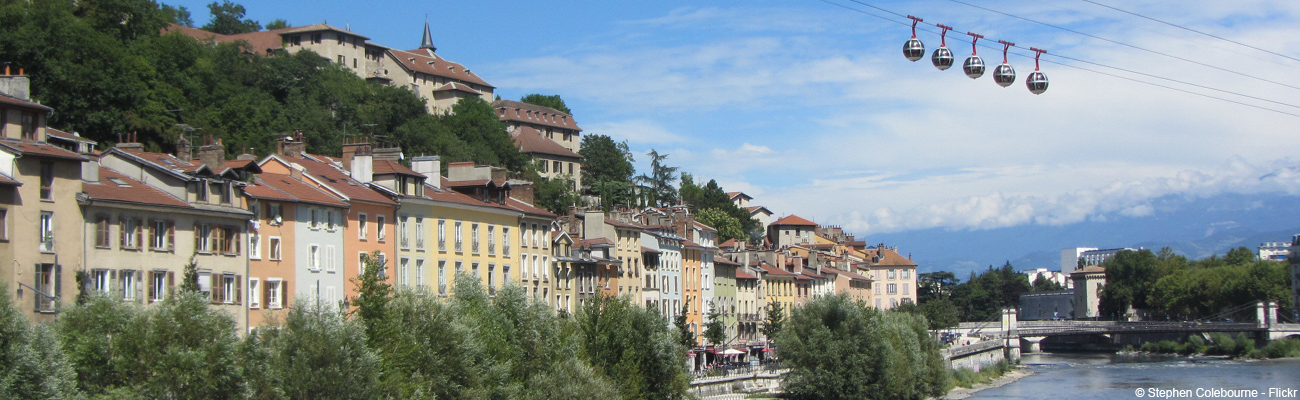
left=580, top=134, right=635, bottom=209
left=202, top=0, right=262, bottom=34
left=520, top=93, right=572, bottom=115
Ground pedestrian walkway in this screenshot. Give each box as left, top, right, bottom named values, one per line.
left=702, top=394, right=750, bottom=400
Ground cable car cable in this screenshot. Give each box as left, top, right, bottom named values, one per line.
left=945, top=0, right=1300, bottom=92
left=1078, top=0, right=1300, bottom=64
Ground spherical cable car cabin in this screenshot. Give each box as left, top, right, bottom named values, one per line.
left=1026, top=48, right=1049, bottom=94
left=963, top=32, right=985, bottom=79
left=932, top=24, right=954, bottom=71
left=993, top=40, right=1016, bottom=87
left=903, top=16, right=925, bottom=62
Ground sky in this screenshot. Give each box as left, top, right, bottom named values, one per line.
left=166, top=0, right=1300, bottom=237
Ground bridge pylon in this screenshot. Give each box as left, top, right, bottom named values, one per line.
left=1001, top=308, right=1020, bottom=362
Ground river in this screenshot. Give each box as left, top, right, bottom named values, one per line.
left=965, top=353, right=1300, bottom=400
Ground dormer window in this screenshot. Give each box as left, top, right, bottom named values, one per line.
left=21, top=112, right=37, bottom=140
left=196, top=181, right=209, bottom=202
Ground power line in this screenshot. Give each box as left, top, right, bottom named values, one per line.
left=946, top=0, right=1300, bottom=92
left=817, top=0, right=1300, bottom=119
left=1079, top=0, right=1300, bottom=64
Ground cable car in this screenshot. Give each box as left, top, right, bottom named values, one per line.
left=932, top=24, right=954, bottom=70
left=993, top=40, right=1015, bottom=87
left=1026, top=48, right=1049, bottom=94
left=904, top=38, right=925, bottom=62
left=964, top=32, right=985, bottom=79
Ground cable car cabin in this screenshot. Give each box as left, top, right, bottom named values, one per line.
left=993, top=64, right=1016, bottom=87
left=963, top=56, right=985, bottom=79
left=932, top=47, right=954, bottom=70
left=1026, top=71, right=1049, bottom=94
left=903, top=38, right=925, bottom=62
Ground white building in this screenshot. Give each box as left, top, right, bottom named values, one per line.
left=1024, top=268, right=1071, bottom=289
left=1060, top=247, right=1097, bottom=273
left=1259, top=241, right=1290, bottom=261
left=1079, top=248, right=1138, bottom=267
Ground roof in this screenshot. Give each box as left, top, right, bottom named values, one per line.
left=431, top=82, right=483, bottom=94
left=419, top=181, right=519, bottom=214
left=713, top=256, right=741, bottom=266
left=0, top=138, right=87, bottom=161
left=772, top=214, right=817, bottom=226
left=727, top=191, right=752, bottom=201
left=279, top=23, right=370, bottom=40
left=222, top=159, right=262, bottom=174
left=577, top=237, right=615, bottom=248
left=748, top=205, right=773, bottom=215
left=1074, top=265, right=1106, bottom=274
left=82, top=167, right=191, bottom=208
left=493, top=100, right=583, bottom=132
left=719, top=238, right=739, bottom=248
left=0, top=93, right=52, bottom=112
left=735, top=270, right=757, bottom=280
left=45, top=128, right=96, bottom=144
left=756, top=263, right=794, bottom=277
left=641, top=246, right=661, bottom=254
left=117, top=148, right=206, bottom=175
left=164, top=24, right=297, bottom=54
left=511, top=126, right=581, bottom=159
left=247, top=174, right=348, bottom=208
left=506, top=197, right=556, bottom=217
left=605, top=218, right=645, bottom=230
left=693, top=221, right=717, bottom=232
left=287, top=155, right=396, bottom=205
left=866, top=247, right=918, bottom=267
left=389, top=48, right=493, bottom=88
left=0, top=171, right=21, bottom=186
left=372, top=160, right=423, bottom=177
left=822, top=266, right=872, bottom=282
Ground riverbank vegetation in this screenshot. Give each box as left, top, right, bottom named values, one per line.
left=0, top=265, right=692, bottom=399
left=949, top=360, right=1014, bottom=389
left=1136, top=334, right=1300, bottom=359
left=775, top=293, right=949, bottom=400
left=1100, top=247, right=1293, bottom=321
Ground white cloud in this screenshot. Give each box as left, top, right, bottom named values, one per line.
left=584, top=120, right=687, bottom=145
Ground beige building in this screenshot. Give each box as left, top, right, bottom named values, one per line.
left=494, top=100, right=583, bottom=188
left=0, top=73, right=87, bottom=323
left=88, top=141, right=256, bottom=330
left=1071, top=265, right=1107, bottom=319
left=859, top=244, right=918, bottom=310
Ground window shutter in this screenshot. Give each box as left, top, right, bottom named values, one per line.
left=264, top=280, right=271, bottom=309
left=135, top=271, right=144, bottom=303
left=145, top=220, right=153, bottom=251
left=194, top=223, right=201, bottom=253
left=148, top=272, right=157, bottom=302
left=235, top=276, right=242, bottom=304
left=282, top=280, right=289, bottom=308
left=167, top=221, right=175, bottom=252
left=235, top=228, right=241, bottom=255
left=54, top=265, right=62, bottom=299
left=167, top=272, right=174, bottom=299
left=119, top=218, right=127, bottom=249
left=136, top=219, right=143, bottom=249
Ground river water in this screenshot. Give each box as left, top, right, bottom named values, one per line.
left=965, top=353, right=1300, bottom=400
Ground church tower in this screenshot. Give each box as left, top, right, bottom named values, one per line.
left=419, top=19, right=436, bottom=53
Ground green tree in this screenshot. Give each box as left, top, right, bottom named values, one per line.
left=202, top=0, right=261, bottom=34
left=918, top=298, right=960, bottom=330
left=578, top=295, right=690, bottom=400
left=636, top=149, right=678, bottom=207
left=519, top=93, right=572, bottom=115
left=180, top=253, right=201, bottom=293
left=350, top=251, right=392, bottom=340
left=161, top=4, right=194, bottom=27
left=948, top=262, right=1030, bottom=322
left=0, top=283, right=79, bottom=399
left=777, top=294, right=947, bottom=400
left=1098, top=249, right=1161, bottom=318
left=694, top=207, right=746, bottom=243
left=761, top=301, right=785, bottom=341
left=580, top=134, right=635, bottom=206
left=703, top=307, right=727, bottom=346
left=1030, top=276, right=1065, bottom=292
left=532, top=175, right=580, bottom=214
left=673, top=306, right=694, bottom=349
left=442, top=97, right=525, bottom=171
left=264, top=18, right=290, bottom=30
left=918, top=271, right=959, bottom=303
left=245, top=299, right=380, bottom=399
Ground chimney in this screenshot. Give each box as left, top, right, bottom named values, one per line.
left=277, top=131, right=306, bottom=158
left=0, top=65, right=31, bottom=101
left=446, top=162, right=479, bottom=181
left=411, top=155, right=441, bottom=188
left=289, top=162, right=305, bottom=181
left=509, top=180, right=534, bottom=205
left=197, top=136, right=225, bottom=168
left=82, top=159, right=100, bottom=183
left=351, top=153, right=373, bottom=183
left=175, top=135, right=192, bottom=162
left=372, top=146, right=401, bottom=161
left=490, top=166, right=507, bottom=182
left=341, top=139, right=372, bottom=170
left=115, top=132, right=143, bottom=150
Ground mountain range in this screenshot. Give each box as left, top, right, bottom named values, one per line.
left=860, top=191, right=1300, bottom=278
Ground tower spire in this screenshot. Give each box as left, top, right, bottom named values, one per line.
left=419, top=17, right=436, bottom=53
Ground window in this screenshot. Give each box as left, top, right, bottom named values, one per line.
left=196, top=181, right=208, bottom=202
left=415, top=218, right=425, bottom=250
left=311, top=33, right=322, bottom=43
left=289, top=35, right=301, bottom=46
left=502, top=227, right=510, bottom=257
left=521, top=223, right=529, bottom=247
left=92, top=269, right=110, bottom=294
left=248, top=278, right=260, bottom=309
left=269, top=237, right=282, bottom=260
left=219, top=183, right=231, bottom=204
left=220, top=274, right=238, bottom=304
left=34, top=264, right=57, bottom=312
left=377, top=215, right=386, bottom=241
left=454, top=221, right=463, bottom=253
left=359, top=253, right=367, bottom=275
left=151, top=220, right=173, bottom=251
left=0, top=208, right=6, bottom=240
left=337, top=54, right=346, bottom=65
left=471, top=223, right=480, bottom=254
left=887, top=283, right=897, bottom=295
left=121, top=217, right=141, bottom=250
left=437, top=219, right=446, bottom=251
left=310, top=208, right=319, bottom=229
left=359, top=214, right=368, bottom=240
left=488, top=264, right=496, bottom=295
left=268, top=279, right=283, bottom=309
left=121, top=270, right=137, bottom=301
left=95, top=215, right=111, bottom=248
left=267, top=204, right=282, bottom=225
left=399, top=216, right=410, bottom=249
left=196, top=224, right=211, bottom=253
left=326, top=245, right=336, bottom=272
left=148, top=270, right=171, bottom=302
left=22, top=112, right=38, bottom=140
left=220, top=226, right=239, bottom=254
left=532, top=224, right=541, bottom=249
left=887, top=269, right=896, bottom=280
left=309, top=245, right=321, bottom=271
left=502, top=265, right=510, bottom=285
left=552, top=161, right=561, bottom=174
left=455, top=260, right=463, bottom=275
left=416, top=259, right=426, bottom=292
left=399, top=258, right=410, bottom=286
left=39, top=211, right=53, bottom=252
left=249, top=234, right=261, bottom=259
left=472, top=262, right=479, bottom=281
left=438, top=260, right=447, bottom=296
left=487, top=225, right=495, bottom=255
left=902, top=270, right=911, bottom=280
left=903, top=284, right=910, bottom=295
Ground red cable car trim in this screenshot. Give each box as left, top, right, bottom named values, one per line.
left=907, top=16, right=923, bottom=38
left=998, top=40, right=1015, bottom=64
left=967, top=32, right=983, bottom=55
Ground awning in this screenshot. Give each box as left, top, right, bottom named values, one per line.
left=761, top=348, right=775, bottom=353
left=723, top=349, right=746, bottom=356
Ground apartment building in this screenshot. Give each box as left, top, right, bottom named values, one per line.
left=494, top=100, right=583, bottom=187
left=859, top=244, right=918, bottom=310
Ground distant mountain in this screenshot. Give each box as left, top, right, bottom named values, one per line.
left=861, top=192, right=1300, bottom=278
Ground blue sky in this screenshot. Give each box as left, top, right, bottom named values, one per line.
left=167, top=0, right=1300, bottom=236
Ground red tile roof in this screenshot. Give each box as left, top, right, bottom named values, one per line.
left=822, top=266, right=871, bottom=282
left=289, top=155, right=396, bottom=205
left=372, top=160, right=422, bottom=177
left=506, top=197, right=556, bottom=217
left=756, top=263, right=793, bottom=277
left=0, top=139, right=87, bottom=161
left=577, top=237, right=615, bottom=248
left=511, top=126, right=581, bottom=159
left=493, top=100, right=582, bottom=132
left=0, top=172, right=21, bottom=186
left=772, top=214, right=817, bottom=226
left=735, top=269, right=758, bottom=279
left=0, top=93, right=52, bottom=112
left=45, top=128, right=96, bottom=144
left=421, top=182, right=518, bottom=213
left=249, top=174, right=348, bottom=208
left=693, top=221, right=717, bottom=232
left=431, top=82, right=482, bottom=94
left=713, top=256, right=740, bottom=266
left=83, top=167, right=190, bottom=208
left=389, top=48, right=492, bottom=87
left=118, top=149, right=206, bottom=175
left=641, top=246, right=661, bottom=254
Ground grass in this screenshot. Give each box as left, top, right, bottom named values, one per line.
left=1138, top=335, right=1300, bottom=359
left=949, top=359, right=1014, bottom=389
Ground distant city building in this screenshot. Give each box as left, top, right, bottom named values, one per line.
left=1019, top=290, right=1074, bottom=320
left=1289, top=235, right=1300, bottom=318
left=1070, top=265, right=1107, bottom=319
left=1259, top=241, right=1290, bottom=261
left=1060, top=247, right=1097, bottom=273
left=1079, top=247, right=1138, bottom=268
left=1024, top=268, right=1071, bottom=289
